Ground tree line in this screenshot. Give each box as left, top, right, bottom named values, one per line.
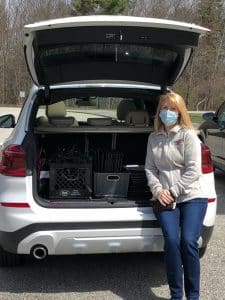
left=0, top=0, right=225, bottom=110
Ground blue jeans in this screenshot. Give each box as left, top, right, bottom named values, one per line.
left=154, top=198, right=208, bottom=300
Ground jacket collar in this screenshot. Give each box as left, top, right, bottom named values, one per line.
left=156, top=124, right=182, bottom=136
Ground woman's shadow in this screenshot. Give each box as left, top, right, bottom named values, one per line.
left=0, top=252, right=169, bottom=300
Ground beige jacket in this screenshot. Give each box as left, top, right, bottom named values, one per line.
left=145, top=125, right=206, bottom=203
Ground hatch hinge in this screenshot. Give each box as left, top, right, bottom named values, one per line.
left=161, top=86, right=168, bottom=94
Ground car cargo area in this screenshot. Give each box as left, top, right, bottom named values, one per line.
left=34, top=132, right=153, bottom=207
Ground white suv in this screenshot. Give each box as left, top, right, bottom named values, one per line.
left=0, top=16, right=216, bottom=266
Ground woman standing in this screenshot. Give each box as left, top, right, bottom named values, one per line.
left=145, top=92, right=207, bottom=300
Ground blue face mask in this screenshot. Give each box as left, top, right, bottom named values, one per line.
left=159, top=109, right=178, bottom=126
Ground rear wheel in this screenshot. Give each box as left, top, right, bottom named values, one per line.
left=0, top=247, right=22, bottom=267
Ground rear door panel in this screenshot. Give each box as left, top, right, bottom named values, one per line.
left=24, top=16, right=209, bottom=86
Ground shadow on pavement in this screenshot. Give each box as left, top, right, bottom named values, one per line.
left=0, top=252, right=168, bottom=299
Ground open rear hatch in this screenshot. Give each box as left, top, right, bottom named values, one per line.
left=24, top=15, right=209, bottom=87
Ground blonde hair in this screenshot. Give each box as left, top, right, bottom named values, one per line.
left=154, top=92, right=193, bottom=131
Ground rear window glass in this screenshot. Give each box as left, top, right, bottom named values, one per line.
left=35, top=42, right=180, bottom=86
left=36, top=96, right=156, bottom=123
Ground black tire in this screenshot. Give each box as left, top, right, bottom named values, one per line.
left=0, top=247, right=22, bottom=267
left=199, top=246, right=207, bottom=258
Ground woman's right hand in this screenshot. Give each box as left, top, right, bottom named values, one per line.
left=156, top=189, right=174, bottom=206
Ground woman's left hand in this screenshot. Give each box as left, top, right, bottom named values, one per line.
left=156, top=189, right=174, bottom=206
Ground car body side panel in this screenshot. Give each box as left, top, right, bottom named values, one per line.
left=205, top=129, right=225, bottom=171
left=200, top=101, right=225, bottom=172
left=199, top=172, right=217, bottom=226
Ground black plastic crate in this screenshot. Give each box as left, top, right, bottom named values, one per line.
left=94, top=173, right=130, bottom=197
left=123, top=166, right=151, bottom=199
left=49, top=163, right=92, bottom=199
left=127, top=171, right=152, bottom=199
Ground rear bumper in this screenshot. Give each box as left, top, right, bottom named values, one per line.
left=18, top=230, right=164, bottom=255
left=0, top=220, right=161, bottom=254
left=0, top=222, right=213, bottom=255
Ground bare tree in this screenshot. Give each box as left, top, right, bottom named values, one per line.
left=0, top=0, right=71, bottom=105
left=0, top=0, right=10, bottom=104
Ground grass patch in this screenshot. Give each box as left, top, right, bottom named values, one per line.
left=189, top=113, right=204, bottom=124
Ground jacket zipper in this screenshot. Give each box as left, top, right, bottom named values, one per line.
left=166, top=133, right=174, bottom=188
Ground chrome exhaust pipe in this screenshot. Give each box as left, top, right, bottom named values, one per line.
left=32, top=245, right=48, bottom=260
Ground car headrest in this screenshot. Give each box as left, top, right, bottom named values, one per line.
left=47, top=101, right=66, bottom=118
left=125, top=111, right=150, bottom=126
left=117, top=99, right=137, bottom=121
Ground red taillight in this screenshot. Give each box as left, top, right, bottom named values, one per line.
left=0, top=202, right=30, bottom=208
left=0, top=145, right=26, bottom=177
left=208, top=198, right=216, bottom=203
left=201, top=144, right=214, bottom=174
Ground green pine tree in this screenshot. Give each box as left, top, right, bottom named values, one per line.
left=72, top=0, right=128, bottom=15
